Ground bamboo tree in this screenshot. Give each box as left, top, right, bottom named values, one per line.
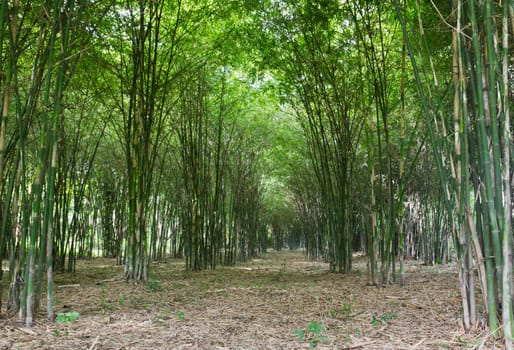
left=111, top=0, right=188, bottom=280
left=37, top=0, right=80, bottom=315
left=467, top=0, right=503, bottom=335
left=177, top=69, right=207, bottom=270
left=5, top=6, right=45, bottom=318
left=394, top=0, right=513, bottom=343
left=6, top=0, right=94, bottom=325
left=23, top=0, right=63, bottom=326
left=350, top=0, right=417, bottom=285
left=453, top=0, right=473, bottom=329
left=366, top=124, right=379, bottom=286
left=0, top=0, right=10, bottom=194
left=393, top=0, right=463, bottom=325
left=285, top=0, right=363, bottom=272
left=0, top=0, right=15, bottom=314
left=500, top=0, right=512, bottom=344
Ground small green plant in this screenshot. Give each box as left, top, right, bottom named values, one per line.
left=341, top=303, right=353, bottom=320
left=342, top=303, right=352, bottom=314
left=371, top=312, right=397, bottom=326
left=156, top=309, right=171, bottom=321
left=56, top=311, right=80, bottom=324
left=147, top=279, right=161, bottom=292
left=174, top=311, right=185, bottom=320
left=293, top=321, right=328, bottom=348
left=53, top=329, right=69, bottom=337
left=118, top=293, right=126, bottom=305
left=100, top=285, right=113, bottom=311
left=54, top=311, right=77, bottom=338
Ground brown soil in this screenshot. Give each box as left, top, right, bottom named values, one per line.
left=0, top=251, right=499, bottom=349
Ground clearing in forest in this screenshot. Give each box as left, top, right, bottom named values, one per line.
left=0, top=251, right=495, bottom=349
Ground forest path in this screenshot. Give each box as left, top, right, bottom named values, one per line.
left=0, top=251, right=494, bottom=349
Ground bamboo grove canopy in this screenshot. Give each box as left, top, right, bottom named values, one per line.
left=0, top=0, right=512, bottom=346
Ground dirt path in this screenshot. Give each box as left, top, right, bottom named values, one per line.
left=0, top=251, right=497, bottom=349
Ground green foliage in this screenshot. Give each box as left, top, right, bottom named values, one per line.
left=326, top=300, right=353, bottom=320
left=307, top=320, right=326, bottom=333
left=2, top=0, right=496, bottom=334
left=56, top=311, right=80, bottom=324
left=146, top=279, right=162, bottom=292
left=53, top=329, right=70, bottom=337
left=156, top=308, right=171, bottom=321
left=294, top=320, right=328, bottom=348
left=342, top=303, right=352, bottom=316
left=371, top=312, right=397, bottom=326
left=174, top=311, right=186, bottom=320
left=293, top=329, right=305, bottom=341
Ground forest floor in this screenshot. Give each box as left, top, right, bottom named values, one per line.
left=0, top=250, right=501, bottom=349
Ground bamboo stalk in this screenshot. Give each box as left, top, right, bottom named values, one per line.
left=0, top=0, right=14, bottom=315
left=468, top=0, right=500, bottom=334
left=500, top=0, right=513, bottom=345
left=25, top=0, right=63, bottom=326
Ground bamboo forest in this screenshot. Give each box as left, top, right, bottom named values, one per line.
left=0, top=0, right=512, bottom=348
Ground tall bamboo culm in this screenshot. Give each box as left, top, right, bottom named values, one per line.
left=394, top=0, right=513, bottom=345
left=0, top=0, right=88, bottom=325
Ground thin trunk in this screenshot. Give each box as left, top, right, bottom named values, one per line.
left=500, top=0, right=512, bottom=345
left=0, top=0, right=15, bottom=314
left=468, top=0, right=500, bottom=334
left=46, top=143, right=58, bottom=321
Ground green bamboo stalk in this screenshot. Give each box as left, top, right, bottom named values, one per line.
left=25, top=0, right=62, bottom=327
left=468, top=0, right=500, bottom=335
left=44, top=0, right=71, bottom=316
left=501, top=0, right=513, bottom=345
left=367, top=127, right=378, bottom=286
left=46, top=143, right=58, bottom=321
left=392, top=0, right=453, bottom=222
left=484, top=1, right=504, bottom=242
left=25, top=169, right=45, bottom=327
left=393, top=0, right=485, bottom=330
left=15, top=43, right=32, bottom=315
left=35, top=39, right=67, bottom=307
left=0, top=0, right=9, bottom=187
left=397, top=0, right=408, bottom=285
left=0, top=0, right=14, bottom=314
left=453, top=0, right=474, bottom=329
